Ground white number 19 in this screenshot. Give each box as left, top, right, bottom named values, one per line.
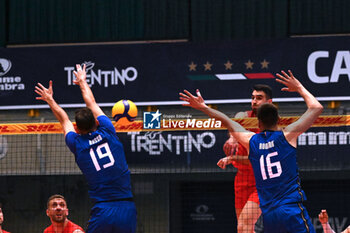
left=259, top=151, right=282, bottom=180
left=89, top=142, right=115, bottom=171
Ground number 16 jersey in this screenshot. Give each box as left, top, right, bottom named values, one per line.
left=248, top=130, right=306, bottom=214
left=65, top=115, right=133, bottom=203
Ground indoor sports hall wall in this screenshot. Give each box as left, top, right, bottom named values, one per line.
left=2, top=0, right=350, bottom=46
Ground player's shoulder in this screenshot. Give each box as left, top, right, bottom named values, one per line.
left=234, top=111, right=248, bottom=118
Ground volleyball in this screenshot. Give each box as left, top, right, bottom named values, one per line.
left=112, top=100, right=138, bottom=125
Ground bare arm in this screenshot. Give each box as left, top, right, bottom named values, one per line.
left=35, top=81, right=75, bottom=136
left=276, top=70, right=323, bottom=147
left=73, top=64, right=104, bottom=119
left=223, top=111, right=247, bottom=154
left=319, top=210, right=335, bottom=233
left=179, top=89, right=254, bottom=150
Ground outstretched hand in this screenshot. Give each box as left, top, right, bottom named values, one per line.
left=179, top=89, right=207, bottom=110
left=73, top=64, right=86, bottom=85
left=35, top=81, right=53, bottom=103
left=276, top=70, right=303, bottom=93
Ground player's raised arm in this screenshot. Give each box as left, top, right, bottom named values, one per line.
left=179, top=89, right=254, bottom=149
left=35, top=81, right=75, bottom=136
left=276, top=70, right=323, bottom=146
left=73, top=64, right=104, bottom=118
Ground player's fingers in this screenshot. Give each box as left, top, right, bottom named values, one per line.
left=36, top=83, right=46, bottom=90
left=281, top=87, right=289, bottom=92
left=49, top=80, right=53, bottom=90
left=281, top=70, right=289, bottom=78
left=34, top=86, right=42, bottom=92
left=196, top=89, right=202, bottom=97
left=179, top=92, right=189, bottom=98
left=76, top=64, right=82, bottom=71
left=83, top=64, right=86, bottom=71
left=179, top=97, right=189, bottom=102
left=183, top=90, right=195, bottom=98
left=288, top=70, right=294, bottom=78
left=276, top=74, right=289, bottom=82
left=73, top=71, right=78, bottom=78
left=34, top=89, right=42, bottom=95
left=217, top=160, right=224, bottom=169
left=275, top=78, right=288, bottom=86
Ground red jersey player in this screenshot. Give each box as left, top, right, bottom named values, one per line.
left=218, top=84, right=272, bottom=233
left=44, top=194, right=84, bottom=233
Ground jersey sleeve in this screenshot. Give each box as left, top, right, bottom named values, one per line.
left=97, top=115, right=116, bottom=133
left=65, top=131, right=78, bottom=154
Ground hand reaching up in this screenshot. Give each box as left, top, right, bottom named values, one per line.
left=73, top=64, right=87, bottom=85
left=179, top=89, right=207, bottom=110
left=276, top=70, right=303, bottom=93
left=35, top=81, right=53, bottom=103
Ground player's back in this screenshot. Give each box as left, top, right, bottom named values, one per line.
left=66, top=115, right=133, bottom=203
left=249, top=130, right=306, bottom=213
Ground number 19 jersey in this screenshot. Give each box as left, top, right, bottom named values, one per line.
left=249, top=130, right=306, bottom=213
left=65, top=115, right=133, bottom=203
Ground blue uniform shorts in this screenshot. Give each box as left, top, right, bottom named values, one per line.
left=87, top=200, right=137, bottom=233
left=263, top=202, right=315, bottom=233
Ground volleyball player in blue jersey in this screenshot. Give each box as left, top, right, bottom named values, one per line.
left=35, top=64, right=137, bottom=233
left=180, top=70, right=323, bottom=233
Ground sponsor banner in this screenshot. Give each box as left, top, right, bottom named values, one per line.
left=1, top=36, right=350, bottom=109
left=0, top=115, right=349, bottom=135
left=119, top=126, right=350, bottom=170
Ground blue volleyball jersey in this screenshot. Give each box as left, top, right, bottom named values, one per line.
left=249, top=130, right=306, bottom=213
left=65, top=115, right=133, bottom=203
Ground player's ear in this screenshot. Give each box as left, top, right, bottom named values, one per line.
left=46, top=209, right=50, bottom=217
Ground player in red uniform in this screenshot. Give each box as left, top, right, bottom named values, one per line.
left=44, top=194, right=84, bottom=233
left=218, top=84, right=272, bottom=233
left=0, top=205, right=11, bottom=233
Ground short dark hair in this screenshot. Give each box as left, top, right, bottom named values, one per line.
left=47, top=194, right=66, bottom=208
left=257, top=103, right=279, bottom=128
left=75, top=107, right=96, bottom=132
left=253, top=84, right=272, bottom=99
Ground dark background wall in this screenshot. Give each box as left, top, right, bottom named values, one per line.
left=1, top=0, right=350, bottom=47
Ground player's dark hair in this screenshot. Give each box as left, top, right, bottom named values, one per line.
left=253, top=84, right=272, bottom=99
left=257, top=103, right=279, bottom=128
left=75, top=107, right=96, bottom=133
left=47, top=194, right=66, bottom=208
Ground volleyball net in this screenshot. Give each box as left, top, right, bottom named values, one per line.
left=0, top=115, right=349, bottom=233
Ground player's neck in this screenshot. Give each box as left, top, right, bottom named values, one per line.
left=260, top=125, right=279, bottom=131
left=52, top=219, right=68, bottom=233
left=79, top=126, right=97, bottom=135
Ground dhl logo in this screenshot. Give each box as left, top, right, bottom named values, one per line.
left=0, top=115, right=348, bottom=135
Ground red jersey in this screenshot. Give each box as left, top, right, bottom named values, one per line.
left=232, top=110, right=260, bottom=171
left=43, top=220, right=84, bottom=233
left=2, top=230, right=11, bottom=233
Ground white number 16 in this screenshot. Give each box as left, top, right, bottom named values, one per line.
left=89, top=142, right=115, bottom=171
left=259, top=151, right=282, bottom=180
